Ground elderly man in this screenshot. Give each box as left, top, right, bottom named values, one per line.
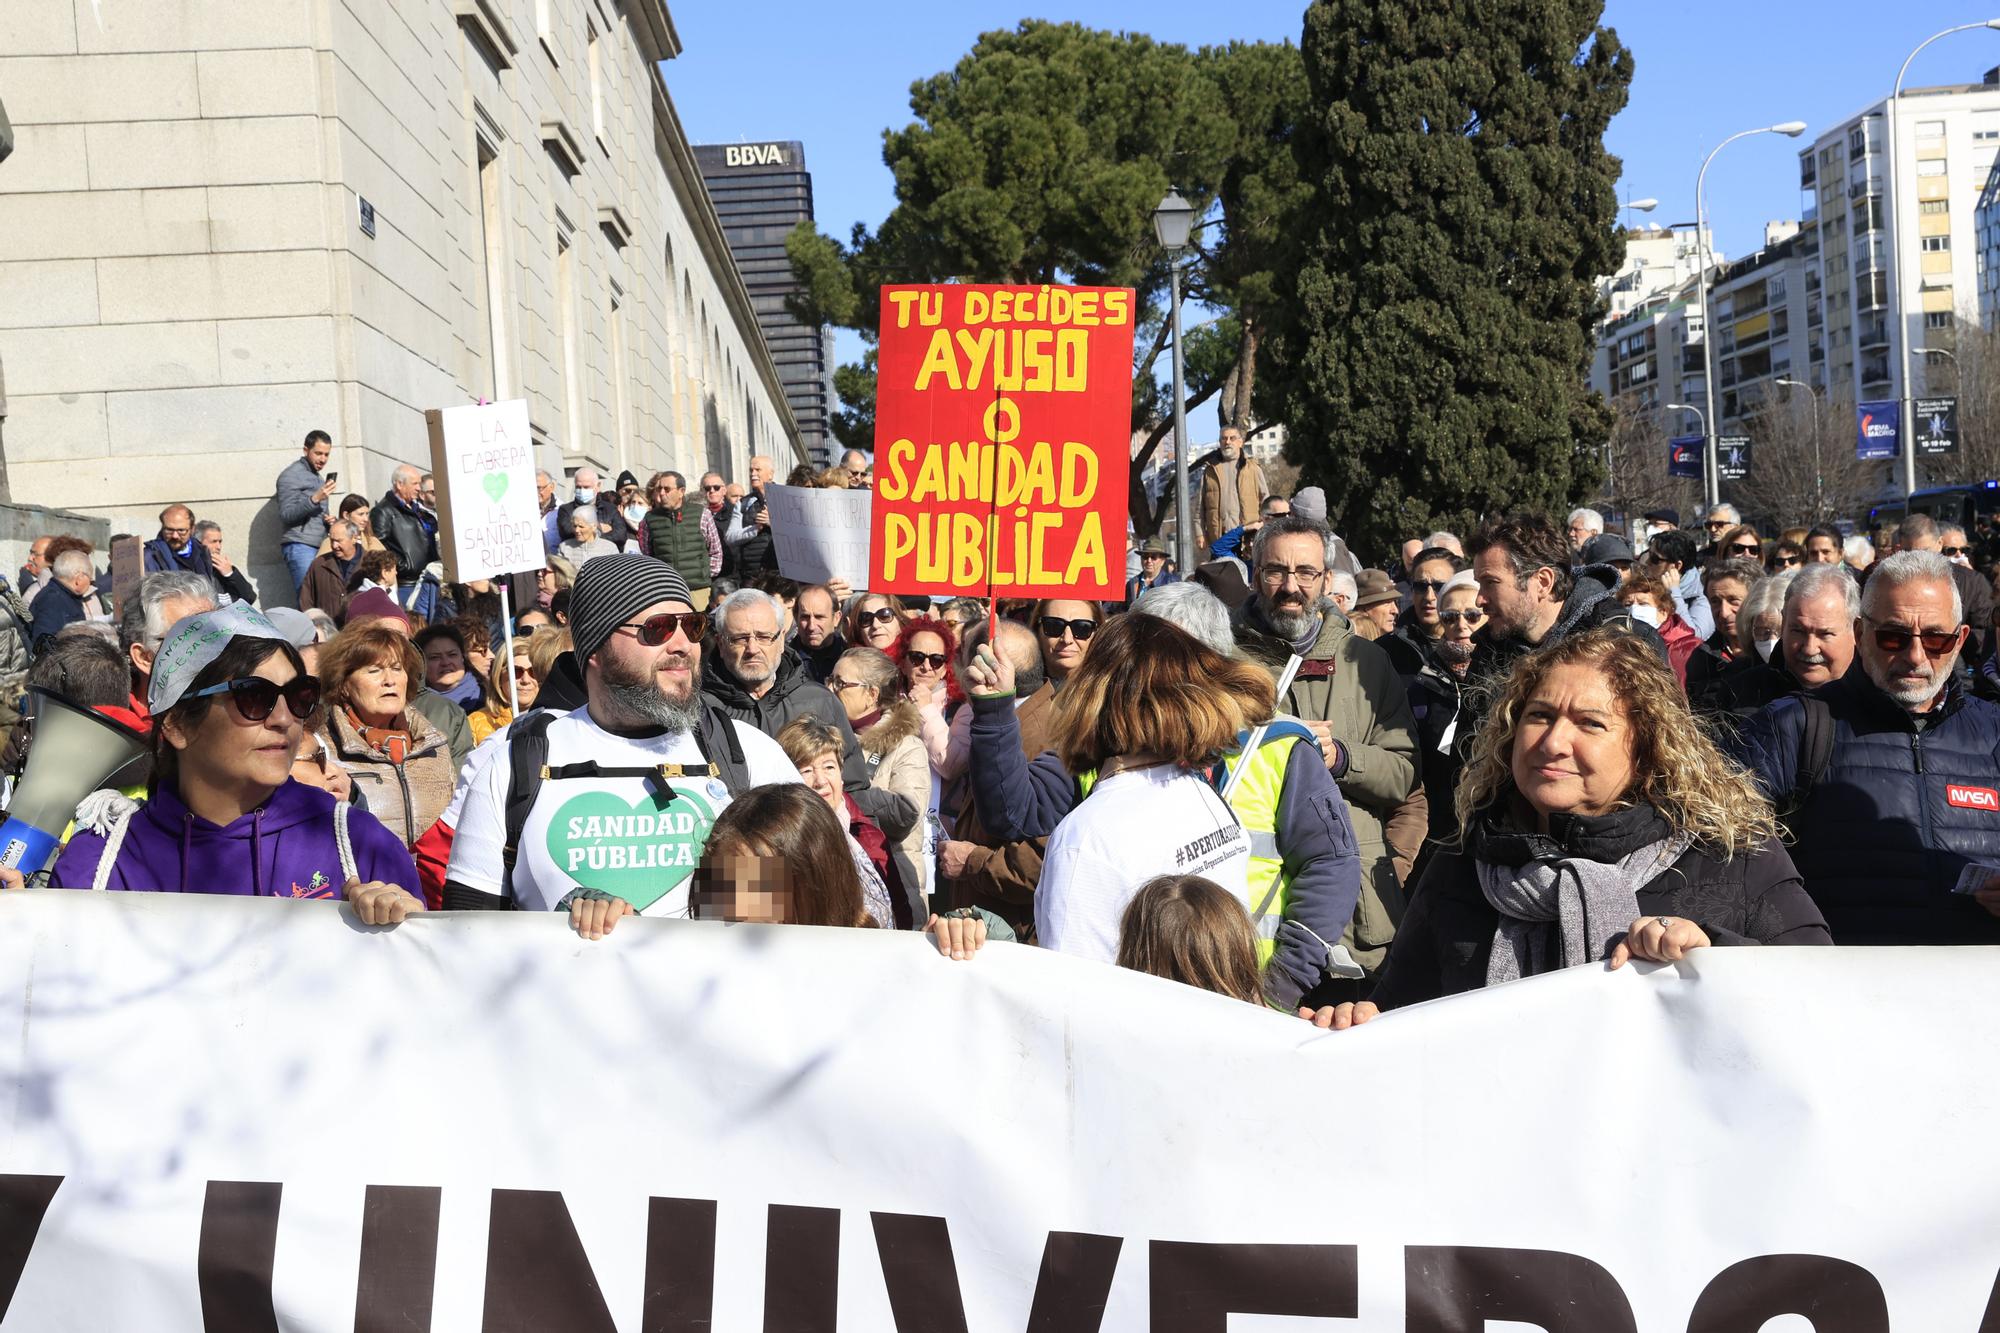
left=300, top=520, right=363, bottom=620
left=557, top=467, right=631, bottom=551
left=373, top=465, right=440, bottom=621
left=839, top=449, right=870, bottom=488
left=116, top=572, right=215, bottom=718
left=441, top=555, right=799, bottom=925
left=1896, top=514, right=1992, bottom=657
left=1701, top=502, right=1742, bottom=560
left=1231, top=512, right=1418, bottom=988
left=15, top=536, right=49, bottom=597
left=1736, top=552, right=2000, bottom=944
left=536, top=469, right=561, bottom=554
left=193, top=520, right=256, bottom=607
left=1708, top=564, right=1857, bottom=719
left=28, top=550, right=98, bottom=652
left=724, top=454, right=777, bottom=581
left=1198, top=426, right=1268, bottom=551
left=1566, top=507, right=1605, bottom=553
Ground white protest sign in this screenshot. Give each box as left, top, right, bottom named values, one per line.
left=0, top=890, right=1997, bottom=1330
left=765, top=482, right=871, bottom=589
left=424, top=400, right=541, bottom=582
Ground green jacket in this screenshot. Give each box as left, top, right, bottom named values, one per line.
left=641, top=497, right=709, bottom=591
left=1233, top=599, right=1419, bottom=975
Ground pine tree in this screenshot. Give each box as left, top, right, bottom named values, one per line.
left=1270, top=0, right=1633, bottom=553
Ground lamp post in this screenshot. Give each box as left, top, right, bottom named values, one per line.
left=1775, top=376, right=1822, bottom=521
left=1889, top=21, right=2000, bottom=498
left=1153, top=189, right=1197, bottom=576
left=1697, top=122, right=1808, bottom=512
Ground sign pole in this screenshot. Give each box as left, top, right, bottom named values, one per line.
left=498, top=579, right=519, bottom=718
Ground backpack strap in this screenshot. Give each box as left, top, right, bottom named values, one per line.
left=500, top=709, right=559, bottom=905
left=1785, top=695, right=1835, bottom=827
left=693, top=700, right=751, bottom=795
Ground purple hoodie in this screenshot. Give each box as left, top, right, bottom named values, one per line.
left=50, top=779, right=419, bottom=899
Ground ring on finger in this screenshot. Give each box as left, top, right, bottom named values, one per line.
left=1655, top=917, right=1674, bottom=931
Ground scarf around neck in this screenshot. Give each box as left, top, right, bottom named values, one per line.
left=1475, top=822, right=1691, bottom=985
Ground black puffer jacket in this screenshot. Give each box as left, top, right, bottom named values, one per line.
left=1372, top=802, right=1829, bottom=1011
left=1732, top=672, right=2000, bottom=944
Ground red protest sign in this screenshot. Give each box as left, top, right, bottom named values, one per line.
left=870, top=283, right=1136, bottom=600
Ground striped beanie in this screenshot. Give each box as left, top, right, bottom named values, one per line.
left=569, top=554, right=693, bottom=668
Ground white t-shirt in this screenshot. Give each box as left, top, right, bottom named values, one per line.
left=446, top=705, right=801, bottom=915
left=1036, top=765, right=1251, bottom=963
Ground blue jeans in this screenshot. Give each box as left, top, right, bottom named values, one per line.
left=281, top=542, right=317, bottom=593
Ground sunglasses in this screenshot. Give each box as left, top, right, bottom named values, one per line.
left=905, top=652, right=950, bottom=671
left=189, top=676, right=322, bottom=722
left=292, top=746, right=330, bottom=772
left=702, top=483, right=724, bottom=492
left=1943, top=545, right=1970, bottom=557
left=1705, top=520, right=1730, bottom=530
left=1775, top=555, right=1801, bottom=567
left=614, top=612, right=707, bottom=646
left=1437, top=609, right=1486, bottom=626
left=1413, top=579, right=1450, bottom=595
left=828, top=676, right=865, bottom=693
left=861, top=607, right=900, bottom=624
left=1729, top=543, right=1761, bottom=556
left=1038, top=616, right=1098, bottom=641
left=1864, top=619, right=1964, bottom=657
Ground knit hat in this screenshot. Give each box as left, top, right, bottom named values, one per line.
left=343, top=588, right=408, bottom=629
left=1289, top=487, right=1329, bottom=525
left=570, top=553, right=693, bottom=667
left=615, top=470, right=640, bottom=492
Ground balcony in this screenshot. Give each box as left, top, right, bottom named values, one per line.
left=1859, top=319, right=1890, bottom=350
left=1849, top=176, right=1884, bottom=199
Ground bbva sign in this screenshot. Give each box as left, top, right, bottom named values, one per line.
left=724, top=143, right=787, bottom=167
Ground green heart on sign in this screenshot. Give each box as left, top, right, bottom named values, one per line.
left=546, top=786, right=719, bottom=910
left=482, top=472, right=510, bottom=503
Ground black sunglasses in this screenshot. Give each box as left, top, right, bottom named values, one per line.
left=1865, top=619, right=1963, bottom=657
left=1038, top=616, right=1098, bottom=641
left=1413, top=579, right=1450, bottom=594
left=1943, top=545, right=1970, bottom=557
left=1437, top=608, right=1485, bottom=626
left=614, top=612, right=706, bottom=646
left=1729, top=543, right=1761, bottom=556
left=702, top=483, right=725, bottom=492
left=904, top=652, right=950, bottom=671
left=1774, top=555, right=1802, bottom=567
left=189, top=676, right=322, bottom=722
left=862, top=607, right=900, bottom=624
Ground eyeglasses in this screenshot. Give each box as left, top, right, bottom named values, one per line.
left=724, top=630, right=782, bottom=649
left=1258, top=564, right=1327, bottom=586
left=1705, top=519, right=1730, bottom=531
left=1729, top=543, right=1761, bottom=556
left=1863, top=617, right=1964, bottom=658
left=905, top=652, right=950, bottom=671
left=861, top=607, right=900, bottom=624
left=1943, top=545, right=1970, bottom=557
left=189, top=676, right=322, bottom=722
left=1437, top=609, right=1486, bottom=626
left=613, top=613, right=706, bottom=646
left=828, top=676, right=865, bottom=693
left=1413, top=579, right=1450, bottom=595
left=1775, top=555, right=1802, bottom=568
left=292, top=746, right=330, bottom=772
left=702, top=483, right=725, bottom=492
left=1038, top=616, right=1098, bottom=641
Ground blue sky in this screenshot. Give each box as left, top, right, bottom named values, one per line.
left=664, top=0, right=2000, bottom=441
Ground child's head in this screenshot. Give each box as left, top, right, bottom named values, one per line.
left=690, top=783, right=868, bottom=928
left=1115, top=875, right=1262, bottom=1005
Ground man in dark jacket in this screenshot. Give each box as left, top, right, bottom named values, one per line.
left=638, top=471, right=719, bottom=608
left=300, top=520, right=364, bottom=620
left=1897, top=514, right=1993, bottom=660
left=1706, top=563, right=1858, bottom=725
left=1734, top=551, right=2000, bottom=944
left=193, top=521, right=256, bottom=607
left=790, top=583, right=846, bottom=684
left=1466, top=512, right=1662, bottom=687
left=142, top=504, right=225, bottom=593
left=724, top=455, right=776, bottom=581
left=29, top=550, right=95, bottom=652
left=701, top=587, right=914, bottom=840
left=372, top=465, right=439, bottom=621
left=274, top=430, right=336, bottom=592
left=556, top=467, right=630, bottom=551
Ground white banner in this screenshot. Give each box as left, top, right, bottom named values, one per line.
left=0, top=891, right=1997, bottom=1330
left=425, top=400, right=541, bottom=582
left=765, top=483, right=871, bottom=590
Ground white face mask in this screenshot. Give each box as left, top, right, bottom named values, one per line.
left=1755, top=636, right=1779, bottom=662
left=623, top=503, right=646, bottom=525
left=1625, top=602, right=1662, bottom=629
left=575, top=486, right=596, bottom=504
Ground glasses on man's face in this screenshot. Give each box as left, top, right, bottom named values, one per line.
left=1729, top=543, right=1761, bottom=556
left=1413, top=579, right=1449, bottom=595
left=703, top=483, right=725, bottom=493
left=905, top=652, right=950, bottom=671
left=1437, top=608, right=1485, bottom=627
left=1944, top=545, right=1970, bottom=557
left=1864, top=618, right=1964, bottom=658
left=614, top=613, right=706, bottom=647
left=725, top=630, right=781, bottom=650
left=190, top=676, right=322, bottom=723
left=1705, top=519, right=1730, bottom=532
left=1776, top=554, right=1802, bottom=568
left=1258, top=564, right=1327, bottom=587
left=1038, top=616, right=1097, bottom=642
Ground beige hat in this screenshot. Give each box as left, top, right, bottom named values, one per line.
left=1352, top=568, right=1400, bottom=612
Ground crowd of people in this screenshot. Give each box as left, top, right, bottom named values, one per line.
left=4, top=427, right=1998, bottom=1028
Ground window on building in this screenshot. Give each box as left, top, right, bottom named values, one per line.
left=1917, top=120, right=1946, bottom=141
left=476, top=138, right=511, bottom=398
left=1920, top=199, right=1950, bottom=215
left=1918, top=160, right=1948, bottom=177
left=1923, top=235, right=1952, bottom=252
left=1975, top=112, right=2000, bottom=142
left=1926, top=310, right=1955, bottom=329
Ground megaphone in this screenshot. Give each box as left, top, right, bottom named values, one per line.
left=0, top=688, right=148, bottom=873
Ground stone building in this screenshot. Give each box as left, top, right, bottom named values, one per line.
left=0, top=0, right=802, bottom=600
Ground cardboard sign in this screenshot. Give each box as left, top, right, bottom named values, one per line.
left=423, top=400, right=541, bottom=582
left=871, top=284, right=1136, bottom=599
left=765, top=483, right=871, bottom=589
left=108, top=535, right=143, bottom=620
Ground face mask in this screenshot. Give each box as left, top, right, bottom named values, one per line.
left=623, top=503, right=646, bottom=525
left=1625, top=602, right=1662, bottom=629
left=575, top=487, right=596, bottom=504
left=1755, top=637, right=1779, bottom=662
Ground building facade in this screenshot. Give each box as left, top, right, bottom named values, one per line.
left=1797, top=78, right=2000, bottom=406
left=0, top=0, right=803, bottom=602
left=693, top=140, right=836, bottom=468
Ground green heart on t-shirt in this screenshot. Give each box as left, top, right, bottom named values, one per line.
left=545, top=786, right=719, bottom=911
left=482, top=472, right=510, bottom=503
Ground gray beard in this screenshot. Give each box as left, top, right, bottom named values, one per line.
left=1262, top=597, right=1325, bottom=642
left=600, top=655, right=701, bottom=733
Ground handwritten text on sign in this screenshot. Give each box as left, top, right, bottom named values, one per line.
left=871, top=284, right=1136, bottom=599
left=425, top=400, right=543, bottom=583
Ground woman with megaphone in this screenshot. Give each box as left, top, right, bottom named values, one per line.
left=20, top=603, right=425, bottom=925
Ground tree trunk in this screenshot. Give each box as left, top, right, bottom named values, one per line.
left=1234, top=319, right=1260, bottom=429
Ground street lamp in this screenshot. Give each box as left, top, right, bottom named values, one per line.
left=1153, top=188, right=1198, bottom=576
left=1666, top=403, right=1707, bottom=497
left=1888, top=20, right=2000, bottom=498
left=1775, top=377, right=1823, bottom=521
left=1697, top=121, right=1808, bottom=511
